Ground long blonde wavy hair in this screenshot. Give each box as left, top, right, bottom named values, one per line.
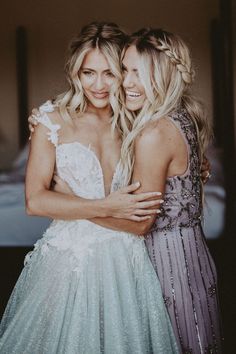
left=54, top=22, right=131, bottom=137
left=120, top=28, right=212, bottom=183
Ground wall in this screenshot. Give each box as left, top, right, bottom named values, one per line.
left=0, top=0, right=219, bottom=168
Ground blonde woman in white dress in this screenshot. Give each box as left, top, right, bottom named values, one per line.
left=0, top=22, right=178, bottom=354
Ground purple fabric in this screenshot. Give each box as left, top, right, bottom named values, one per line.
left=145, top=109, right=222, bottom=353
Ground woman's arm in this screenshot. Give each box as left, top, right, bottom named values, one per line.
left=90, top=120, right=173, bottom=234
left=26, top=121, right=162, bottom=221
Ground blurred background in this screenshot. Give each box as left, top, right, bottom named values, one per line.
left=0, top=0, right=235, bottom=352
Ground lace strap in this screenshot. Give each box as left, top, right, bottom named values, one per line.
left=35, top=101, right=61, bottom=147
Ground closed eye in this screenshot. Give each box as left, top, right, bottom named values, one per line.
left=81, top=70, right=94, bottom=76
left=122, top=65, right=127, bottom=73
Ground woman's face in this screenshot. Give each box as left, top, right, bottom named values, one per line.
left=80, top=48, right=116, bottom=109
left=122, top=45, right=146, bottom=111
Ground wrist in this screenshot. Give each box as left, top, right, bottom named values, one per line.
left=99, top=197, right=113, bottom=218
left=94, top=198, right=111, bottom=218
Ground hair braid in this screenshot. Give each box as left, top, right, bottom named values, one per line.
left=152, top=35, right=194, bottom=84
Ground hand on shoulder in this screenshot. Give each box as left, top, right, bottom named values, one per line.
left=28, top=100, right=57, bottom=136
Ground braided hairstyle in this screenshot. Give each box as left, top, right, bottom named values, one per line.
left=151, top=30, right=194, bottom=84
left=120, top=28, right=211, bottom=184
left=55, top=22, right=131, bottom=136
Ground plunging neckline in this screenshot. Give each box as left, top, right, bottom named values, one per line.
left=56, top=140, right=121, bottom=197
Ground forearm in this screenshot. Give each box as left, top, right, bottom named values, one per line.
left=90, top=216, right=155, bottom=235
left=26, top=189, right=109, bottom=219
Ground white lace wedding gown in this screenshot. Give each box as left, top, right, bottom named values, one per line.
left=0, top=102, right=178, bottom=353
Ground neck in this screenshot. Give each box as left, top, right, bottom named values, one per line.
left=87, top=103, right=112, bottom=122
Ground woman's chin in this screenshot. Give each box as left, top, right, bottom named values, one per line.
left=125, top=100, right=143, bottom=112
left=89, top=98, right=110, bottom=109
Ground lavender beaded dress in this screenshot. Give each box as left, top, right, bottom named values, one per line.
left=145, top=110, right=222, bottom=354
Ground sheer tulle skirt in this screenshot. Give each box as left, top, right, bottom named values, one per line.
left=0, top=220, right=178, bottom=354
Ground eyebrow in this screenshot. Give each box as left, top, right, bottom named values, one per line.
left=81, top=67, right=111, bottom=73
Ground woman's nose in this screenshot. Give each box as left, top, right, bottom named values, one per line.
left=123, top=73, right=134, bottom=88
left=94, top=75, right=105, bottom=90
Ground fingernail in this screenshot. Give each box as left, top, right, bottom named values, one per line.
left=159, top=199, right=164, bottom=204
left=135, top=182, right=140, bottom=187
left=156, top=210, right=161, bottom=214
left=156, top=192, right=162, bottom=195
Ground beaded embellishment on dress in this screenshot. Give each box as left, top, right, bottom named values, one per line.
left=145, top=109, right=222, bottom=353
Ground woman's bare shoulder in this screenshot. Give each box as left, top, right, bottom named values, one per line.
left=137, top=116, right=176, bottom=144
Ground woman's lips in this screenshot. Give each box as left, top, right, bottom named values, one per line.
left=91, top=91, right=109, bottom=99
left=125, top=90, right=142, bottom=100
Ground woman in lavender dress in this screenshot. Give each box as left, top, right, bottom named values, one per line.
left=119, top=29, right=222, bottom=353
left=0, top=23, right=179, bottom=354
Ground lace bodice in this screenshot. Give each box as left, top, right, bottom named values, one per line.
left=36, top=101, right=121, bottom=200
left=27, top=101, right=134, bottom=268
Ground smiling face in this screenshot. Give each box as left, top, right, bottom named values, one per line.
left=80, top=48, right=116, bottom=110
left=122, top=45, right=146, bottom=111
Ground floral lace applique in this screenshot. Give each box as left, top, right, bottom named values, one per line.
left=34, top=101, right=61, bottom=147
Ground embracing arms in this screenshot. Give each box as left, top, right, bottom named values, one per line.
left=26, top=116, right=162, bottom=221
left=28, top=109, right=210, bottom=233
left=52, top=120, right=172, bottom=234
left=89, top=121, right=172, bottom=234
